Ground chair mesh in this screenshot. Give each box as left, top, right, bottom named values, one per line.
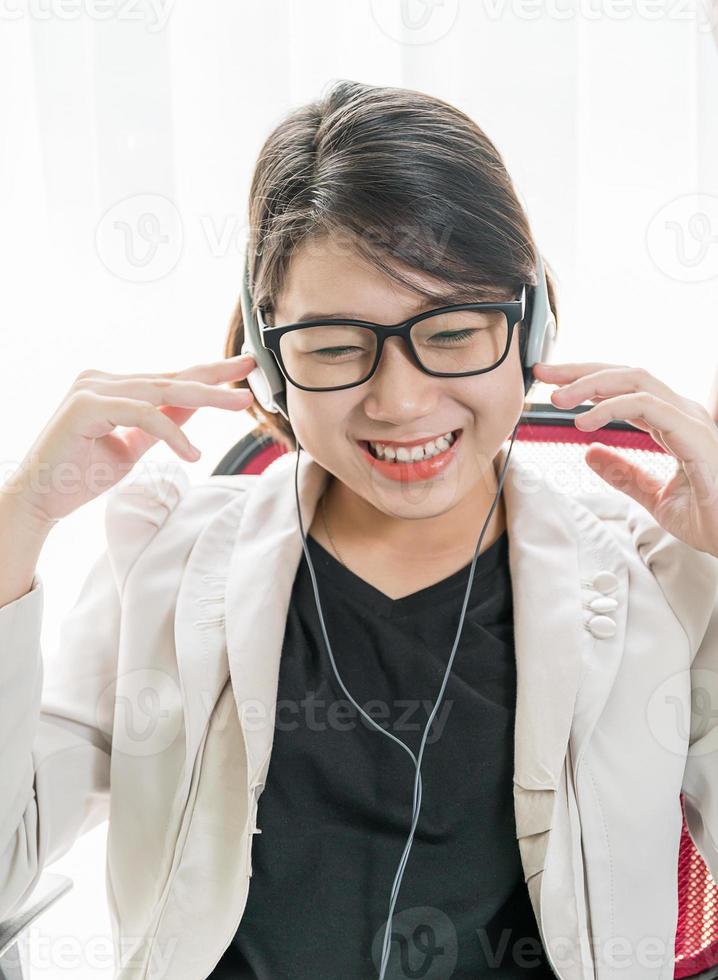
left=222, top=412, right=718, bottom=979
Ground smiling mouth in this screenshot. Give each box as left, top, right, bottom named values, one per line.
left=359, top=429, right=462, bottom=463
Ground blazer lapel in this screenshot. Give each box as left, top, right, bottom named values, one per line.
left=500, top=440, right=586, bottom=794
left=501, top=439, right=629, bottom=979
left=224, top=450, right=330, bottom=792
left=500, top=439, right=628, bottom=792
left=173, top=488, right=253, bottom=806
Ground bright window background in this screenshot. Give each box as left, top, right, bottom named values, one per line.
left=1, top=1, right=717, bottom=976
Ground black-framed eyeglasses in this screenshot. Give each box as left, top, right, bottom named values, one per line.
left=256, top=286, right=527, bottom=393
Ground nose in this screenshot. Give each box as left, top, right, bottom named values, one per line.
left=361, top=335, right=441, bottom=424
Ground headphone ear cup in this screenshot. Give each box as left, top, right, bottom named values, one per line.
left=521, top=251, right=556, bottom=398
left=239, top=256, right=289, bottom=420
left=539, top=310, right=557, bottom=364
left=239, top=344, right=278, bottom=412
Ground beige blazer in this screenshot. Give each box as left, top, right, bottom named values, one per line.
left=1, top=442, right=718, bottom=980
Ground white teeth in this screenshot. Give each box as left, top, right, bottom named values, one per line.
left=367, top=430, right=457, bottom=462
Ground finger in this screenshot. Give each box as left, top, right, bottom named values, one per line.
left=557, top=389, right=670, bottom=452
left=124, top=404, right=198, bottom=459
left=583, top=443, right=665, bottom=513
left=75, top=375, right=254, bottom=410
left=69, top=392, right=201, bottom=461
left=575, top=392, right=713, bottom=465
left=636, top=424, right=674, bottom=455
left=551, top=366, right=702, bottom=421
left=572, top=398, right=674, bottom=451
left=534, top=361, right=627, bottom=380
left=174, top=354, right=258, bottom=383
left=75, top=353, right=257, bottom=384
left=591, top=413, right=673, bottom=452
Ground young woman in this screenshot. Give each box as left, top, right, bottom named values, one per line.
left=1, top=80, right=717, bottom=980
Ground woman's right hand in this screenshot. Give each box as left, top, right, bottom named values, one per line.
left=1, top=353, right=258, bottom=529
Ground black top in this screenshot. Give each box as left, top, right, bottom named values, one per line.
left=209, top=526, right=556, bottom=979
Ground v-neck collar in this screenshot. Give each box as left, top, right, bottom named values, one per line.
left=302, top=528, right=509, bottom=620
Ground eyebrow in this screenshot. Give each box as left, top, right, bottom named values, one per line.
left=289, top=294, right=504, bottom=324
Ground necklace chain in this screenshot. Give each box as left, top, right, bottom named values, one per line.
left=321, top=492, right=347, bottom=568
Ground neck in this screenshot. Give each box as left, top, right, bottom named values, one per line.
left=319, top=457, right=507, bottom=565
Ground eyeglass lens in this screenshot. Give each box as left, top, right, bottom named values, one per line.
left=278, top=308, right=510, bottom=389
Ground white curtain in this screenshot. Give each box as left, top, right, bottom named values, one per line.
left=1, top=2, right=717, bottom=975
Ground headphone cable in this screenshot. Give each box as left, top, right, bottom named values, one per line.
left=292, top=419, right=521, bottom=978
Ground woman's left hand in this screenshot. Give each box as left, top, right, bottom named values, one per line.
left=532, top=361, right=718, bottom=559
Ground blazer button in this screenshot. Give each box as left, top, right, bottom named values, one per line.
left=592, top=571, right=618, bottom=594
left=588, top=615, right=616, bottom=638
left=589, top=595, right=619, bottom=613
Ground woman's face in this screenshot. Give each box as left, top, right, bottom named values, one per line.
left=273, top=235, right=526, bottom=521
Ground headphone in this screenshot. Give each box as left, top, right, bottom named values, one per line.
left=238, top=248, right=557, bottom=978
